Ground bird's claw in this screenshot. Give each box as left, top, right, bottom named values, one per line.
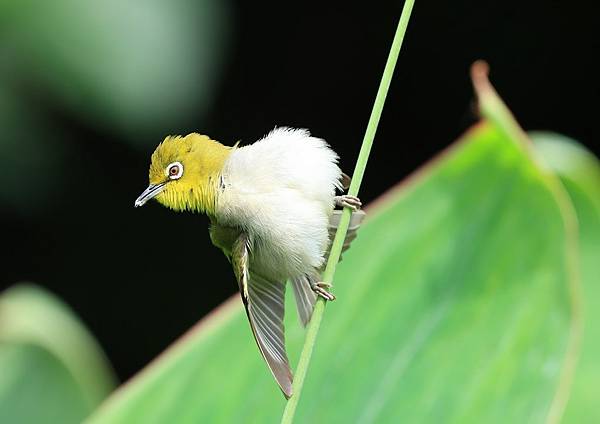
left=335, top=195, right=362, bottom=211
left=311, top=281, right=336, bottom=301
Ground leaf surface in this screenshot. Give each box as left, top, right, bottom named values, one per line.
left=0, top=284, right=117, bottom=424
left=531, top=132, right=600, bottom=423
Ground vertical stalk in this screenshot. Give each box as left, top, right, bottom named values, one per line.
left=280, top=1, right=416, bottom=422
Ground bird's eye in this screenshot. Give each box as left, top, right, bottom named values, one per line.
left=166, top=162, right=183, bottom=179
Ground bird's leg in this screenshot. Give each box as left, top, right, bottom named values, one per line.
left=311, top=281, right=336, bottom=301
left=335, top=195, right=362, bottom=210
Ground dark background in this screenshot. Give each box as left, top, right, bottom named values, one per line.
left=1, top=0, right=598, bottom=382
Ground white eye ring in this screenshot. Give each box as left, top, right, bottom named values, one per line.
left=166, top=161, right=184, bottom=180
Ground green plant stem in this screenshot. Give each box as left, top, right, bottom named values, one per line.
left=280, top=1, right=415, bottom=422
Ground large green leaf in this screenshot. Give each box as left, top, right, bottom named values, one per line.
left=86, top=71, right=588, bottom=422
left=530, top=132, right=600, bottom=423
left=0, top=284, right=117, bottom=423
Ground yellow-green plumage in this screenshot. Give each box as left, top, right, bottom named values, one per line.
left=149, top=133, right=232, bottom=215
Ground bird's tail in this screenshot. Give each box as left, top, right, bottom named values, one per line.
left=291, top=209, right=366, bottom=326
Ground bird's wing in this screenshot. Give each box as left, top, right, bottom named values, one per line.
left=324, top=209, right=366, bottom=266
left=340, top=172, right=352, bottom=190
left=232, top=233, right=293, bottom=398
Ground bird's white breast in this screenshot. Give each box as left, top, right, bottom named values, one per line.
left=216, top=127, right=342, bottom=280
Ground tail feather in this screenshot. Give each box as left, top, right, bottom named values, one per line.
left=291, top=209, right=366, bottom=327
left=290, top=274, right=318, bottom=327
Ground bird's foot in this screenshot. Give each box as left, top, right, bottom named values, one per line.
left=335, top=195, right=362, bottom=211
left=311, top=281, right=336, bottom=301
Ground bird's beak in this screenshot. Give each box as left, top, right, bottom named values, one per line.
left=134, top=182, right=167, bottom=207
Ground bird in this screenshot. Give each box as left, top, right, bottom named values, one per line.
left=134, top=127, right=364, bottom=398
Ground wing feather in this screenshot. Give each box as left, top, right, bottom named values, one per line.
left=325, top=209, right=366, bottom=266
left=231, top=233, right=293, bottom=398
left=247, top=272, right=293, bottom=397
left=340, top=172, right=352, bottom=190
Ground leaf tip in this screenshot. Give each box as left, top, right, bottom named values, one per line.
left=470, top=60, right=494, bottom=111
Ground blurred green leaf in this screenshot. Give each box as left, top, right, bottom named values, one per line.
left=0, top=344, right=92, bottom=424
left=530, top=132, right=600, bottom=423
left=0, top=284, right=117, bottom=423
left=86, top=79, right=587, bottom=421
left=0, top=0, right=231, bottom=144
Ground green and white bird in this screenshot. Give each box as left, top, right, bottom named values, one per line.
left=135, top=127, right=364, bottom=397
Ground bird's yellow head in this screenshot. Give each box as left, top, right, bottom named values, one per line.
left=134, top=133, right=232, bottom=215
